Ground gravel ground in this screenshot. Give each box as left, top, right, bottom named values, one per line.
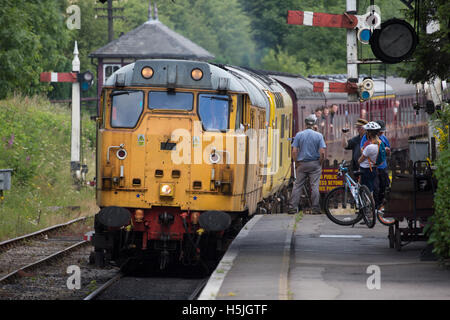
left=0, top=244, right=118, bottom=300
left=0, top=219, right=94, bottom=280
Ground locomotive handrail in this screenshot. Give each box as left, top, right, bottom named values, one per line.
left=106, top=143, right=125, bottom=163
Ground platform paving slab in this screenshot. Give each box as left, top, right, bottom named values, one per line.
left=199, top=214, right=295, bottom=300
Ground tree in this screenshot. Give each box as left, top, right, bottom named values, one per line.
left=398, top=0, right=450, bottom=83
left=0, top=0, right=72, bottom=99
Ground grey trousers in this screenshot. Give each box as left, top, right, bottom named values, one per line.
left=289, top=160, right=322, bottom=210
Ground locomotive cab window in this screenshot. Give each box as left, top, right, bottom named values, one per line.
left=148, top=91, right=193, bottom=111
left=110, top=90, right=144, bottom=128
left=198, top=94, right=230, bottom=131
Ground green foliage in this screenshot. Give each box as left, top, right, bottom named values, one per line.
left=0, top=0, right=72, bottom=100
left=261, top=46, right=307, bottom=75
left=429, top=148, right=450, bottom=260
left=398, top=0, right=450, bottom=83
left=428, top=104, right=450, bottom=260
left=0, top=95, right=96, bottom=240
left=114, top=0, right=256, bottom=66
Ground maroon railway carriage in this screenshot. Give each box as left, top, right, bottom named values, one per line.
left=269, top=74, right=428, bottom=163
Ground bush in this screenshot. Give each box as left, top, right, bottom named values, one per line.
left=428, top=103, right=450, bottom=260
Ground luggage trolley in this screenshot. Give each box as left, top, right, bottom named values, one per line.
left=384, top=161, right=436, bottom=251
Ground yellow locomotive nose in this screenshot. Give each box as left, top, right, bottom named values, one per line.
left=159, top=183, right=174, bottom=197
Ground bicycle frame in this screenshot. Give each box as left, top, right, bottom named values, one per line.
left=340, top=166, right=362, bottom=210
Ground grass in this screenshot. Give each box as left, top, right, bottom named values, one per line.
left=0, top=94, right=97, bottom=241
left=293, top=211, right=303, bottom=232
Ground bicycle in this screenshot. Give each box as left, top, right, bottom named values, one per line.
left=324, top=160, right=376, bottom=228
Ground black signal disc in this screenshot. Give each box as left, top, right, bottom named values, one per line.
left=370, top=18, right=418, bottom=64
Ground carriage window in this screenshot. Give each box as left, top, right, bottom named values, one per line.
left=111, top=90, right=144, bottom=128
left=198, top=94, right=230, bottom=131
left=148, top=91, right=193, bottom=110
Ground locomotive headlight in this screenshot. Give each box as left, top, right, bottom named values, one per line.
left=160, top=183, right=174, bottom=197
left=141, top=66, right=154, bottom=79
left=191, top=68, right=203, bottom=81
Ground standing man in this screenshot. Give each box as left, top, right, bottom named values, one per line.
left=342, top=118, right=368, bottom=175
left=288, top=115, right=326, bottom=214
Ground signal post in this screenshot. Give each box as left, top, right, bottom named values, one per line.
left=40, top=41, right=93, bottom=186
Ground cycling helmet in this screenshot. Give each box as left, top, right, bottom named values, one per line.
left=363, top=121, right=381, bottom=131
left=305, top=114, right=317, bottom=125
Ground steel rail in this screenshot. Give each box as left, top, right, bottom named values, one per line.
left=188, top=278, right=209, bottom=300
left=0, top=240, right=89, bottom=284
left=83, top=272, right=124, bottom=300
left=0, top=216, right=88, bottom=252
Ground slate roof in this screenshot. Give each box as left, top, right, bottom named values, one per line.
left=89, top=20, right=215, bottom=61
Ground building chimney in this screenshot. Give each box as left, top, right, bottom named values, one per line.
left=148, top=0, right=153, bottom=21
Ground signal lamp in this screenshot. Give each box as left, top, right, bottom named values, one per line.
left=141, top=66, right=154, bottom=79
left=358, top=28, right=371, bottom=44
left=191, top=68, right=203, bottom=81
left=77, top=71, right=94, bottom=91
left=359, top=78, right=374, bottom=101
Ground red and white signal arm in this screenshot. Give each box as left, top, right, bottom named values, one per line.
left=40, top=72, right=77, bottom=83
left=313, top=81, right=358, bottom=94
left=287, top=10, right=358, bottom=29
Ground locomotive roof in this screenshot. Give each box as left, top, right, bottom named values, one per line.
left=104, top=59, right=269, bottom=109
left=90, top=20, right=214, bottom=61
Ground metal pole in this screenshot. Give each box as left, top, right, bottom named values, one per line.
left=71, top=41, right=81, bottom=180
left=346, top=0, right=359, bottom=102
left=108, top=0, right=113, bottom=42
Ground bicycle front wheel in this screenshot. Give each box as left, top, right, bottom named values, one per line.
left=359, top=185, right=376, bottom=228
left=324, top=186, right=363, bottom=226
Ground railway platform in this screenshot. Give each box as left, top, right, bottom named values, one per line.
left=199, top=214, right=450, bottom=300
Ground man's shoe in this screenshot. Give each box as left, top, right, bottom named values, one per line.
left=287, top=207, right=298, bottom=215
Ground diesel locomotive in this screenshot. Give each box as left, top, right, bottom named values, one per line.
left=92, top=59, right=293, bottom=269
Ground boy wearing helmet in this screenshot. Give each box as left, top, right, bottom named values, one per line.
left=360, top=120, right=391, bottom=208
left=288, top=114, right=326, bottom=214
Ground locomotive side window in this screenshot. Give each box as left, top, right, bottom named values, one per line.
left=235, top=95, right=244, bottom=131
left=198, top=94, right=230, bottom=131
left=110, top=90, right=144, bottom=128
left=148, top=91, right=193, bottom=111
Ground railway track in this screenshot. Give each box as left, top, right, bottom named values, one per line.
left=85, top=272, right=209, bottom=300
left=0, top=217, right=93, bottom=283
left=0, top=217, right=88, bottom=253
